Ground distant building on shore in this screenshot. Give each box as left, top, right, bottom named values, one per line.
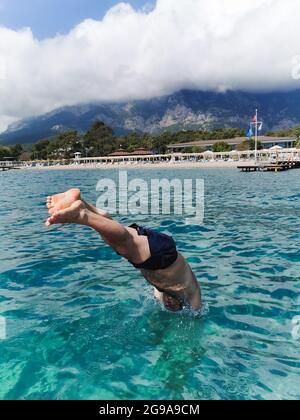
left=109, top=147, right=152, bottom=157
left=109, top=148, right=129, bottom=157
left=167, top=136, right=296, bottom=153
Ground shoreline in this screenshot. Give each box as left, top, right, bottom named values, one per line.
left=20, top=160, right=246, bottom=171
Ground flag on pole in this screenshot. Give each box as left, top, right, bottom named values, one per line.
left=252, top=114, right=257, bottom=123
left=246, top=125, right=254, bottom=139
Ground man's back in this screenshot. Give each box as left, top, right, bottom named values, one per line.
left=141, top=253, right=202, bottom=312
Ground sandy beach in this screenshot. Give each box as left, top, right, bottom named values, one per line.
left=21, top=160, right=245, bottom=171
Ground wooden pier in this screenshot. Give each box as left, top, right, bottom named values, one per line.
left=0, top=162, right=22, bottom=171
left=238, top=161, right=300, bottom=173
left=0, top=166, right=21, bottom=171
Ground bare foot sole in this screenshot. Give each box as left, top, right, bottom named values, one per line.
left=45, top=200, right=86, bottom=226
left=47, top=188, right=81, bottom=214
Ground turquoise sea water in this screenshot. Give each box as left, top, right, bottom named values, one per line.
left=0, top=168, right=299, bottom=400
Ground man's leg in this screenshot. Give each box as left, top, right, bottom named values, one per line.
left=82, top=200, right=112, bottom=219
left=46, top=200, right=151, bottom=266
left=45, top=190, right=189, bottom=309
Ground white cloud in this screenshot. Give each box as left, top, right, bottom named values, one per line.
left=0, top=0, right=299, bottom=132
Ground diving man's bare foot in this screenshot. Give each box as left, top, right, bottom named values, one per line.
left=47, top=188, right=111, bottom=219
left=45, top=200, right=87, bottom=226
left=47, top=188, right=81, bottom=214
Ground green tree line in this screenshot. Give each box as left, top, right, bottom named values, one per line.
left=266, top=125, right=300, bottom=141
left=0, top=144, right=23, bottom=160
left=3, top=122, right=297, bottom=161
left=30, top=122, right=247, bottom=160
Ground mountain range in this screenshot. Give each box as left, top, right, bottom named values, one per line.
left=1, top=89, right=300, bottom=145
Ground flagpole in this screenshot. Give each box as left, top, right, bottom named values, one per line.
left=255, top=109, right=258, bottom=164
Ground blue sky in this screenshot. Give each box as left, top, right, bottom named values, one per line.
left=0, top=0, right=151, bottom=39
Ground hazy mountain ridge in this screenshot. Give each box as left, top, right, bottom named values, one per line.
left=1, top=89, right=300, bottom=145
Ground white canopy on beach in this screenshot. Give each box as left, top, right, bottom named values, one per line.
left=270, top=145, right=283, bottom=151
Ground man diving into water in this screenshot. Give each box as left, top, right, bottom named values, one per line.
left=46, top=189, right=202, bottom=313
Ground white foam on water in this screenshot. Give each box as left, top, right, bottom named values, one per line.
left=0, top=316, right=6, bottom=340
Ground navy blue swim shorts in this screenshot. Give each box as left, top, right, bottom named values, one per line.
left=128, top=224, right=178, bottom=271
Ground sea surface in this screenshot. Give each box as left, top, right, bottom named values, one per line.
left=0, top=168, right=299, bottom=400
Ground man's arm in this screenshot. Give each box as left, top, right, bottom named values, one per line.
left=186, top=273, right=202, bottom=312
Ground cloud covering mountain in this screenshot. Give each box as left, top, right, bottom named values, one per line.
left=0, top=0, right=300, bottom=132
left=2, top=89, right=300, bottom=145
